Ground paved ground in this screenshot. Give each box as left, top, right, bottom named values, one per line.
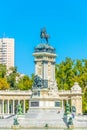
left=0, top=110, right=87, bottom=128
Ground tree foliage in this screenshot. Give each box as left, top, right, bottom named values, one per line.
left=56, top=58, right=74, bottom=90
left=0, top=78, right=9, bottom=90
left=0, top=64, right=9, bottom=89
left=17, top=75, right=33, bottom=90
left=55, top=58, right=87, bottom=90
left=55, top=57, right=87, bottom=113
left=0, top=64, right=7, bottom=78
left=7, top=67, right=18, bottom=89
left=82, top=86, right=87, bottom=113
left=0, top=65, right=33, bottom=90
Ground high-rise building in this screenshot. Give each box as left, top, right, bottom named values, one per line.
left=0, top=38, right=14, bottom=69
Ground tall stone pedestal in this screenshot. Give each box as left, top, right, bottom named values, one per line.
left=24, top=89, right=67, bottom=128
left=29, top=89, right=61, bottom=111
left=27, top=89, right=64, bottom=127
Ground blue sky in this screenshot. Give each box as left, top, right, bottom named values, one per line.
left=0, top=0, right=87, bottom=76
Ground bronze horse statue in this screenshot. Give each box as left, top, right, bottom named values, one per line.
left=40, top=28, right=50, bottom=43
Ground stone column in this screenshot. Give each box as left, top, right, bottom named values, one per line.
left=71, top=82, right=82, bottom=115
left=13, top=100, right=14, bottom=115
left=35, top=61, right=38, bottom=75
left=2, top=99, right=4, bottom=115
left=51, top=62, right=55, bottom=81
left=18, top=100, right=20, bottom=105
left=71, top=96, right=82, bottom=115
left=0, top=100, right=2, bottom=114
left=42, top=62, right=44, bottom=79
left=23, top=100, right=25, bottom=114
left=66, top=99, right=68, bottom=104
left=62, top=100, right=64, bottom=110
left=7, top=100, right=9, bottom=114
left=42, top=61, right=48, bottom=80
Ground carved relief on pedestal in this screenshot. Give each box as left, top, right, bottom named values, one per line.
left=48, top=80, right=58, bottom=96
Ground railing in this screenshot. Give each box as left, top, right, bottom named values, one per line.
left=58, top=90, right=82, bottom=95
left=0, top=89, right=82, bottom=96
left=0, top=90, right=32, bottom=95
left=58, top=90, right=71, bottom=94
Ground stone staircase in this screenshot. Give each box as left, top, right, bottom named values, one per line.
left=0, top=111, right=87, bottom=128
left=0, top=115, right=15, bottom=128
left=73, top=115, right=87, bottom=128
left=18, top=109, right=67, bottom=128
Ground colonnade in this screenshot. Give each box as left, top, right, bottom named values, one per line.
left=0, top=98, right=70, bottom=115
left=0, top=87, right=82, bottom=115
left=0, top=99, right=29, bottom=115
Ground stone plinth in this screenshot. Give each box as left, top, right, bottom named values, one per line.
left=29, top=89, right=61, bottom=110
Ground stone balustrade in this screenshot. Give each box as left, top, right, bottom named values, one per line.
left=0, top=90, right=32, bottom=95
left=58, top=90, right=82, bottom=95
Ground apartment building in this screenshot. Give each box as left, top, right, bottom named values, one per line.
left=0, top=38, right=14, bottom=69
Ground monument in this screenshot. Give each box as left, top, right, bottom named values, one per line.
left=25, top=28, right=66, bottom=128
left=24, top=28, right=83, bottom=128
left=0, top=28, right=85, bottom=129
left=29, top=27, right=61, bottom=111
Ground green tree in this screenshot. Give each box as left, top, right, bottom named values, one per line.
left=17, top=75, right=33, bottom=90
left=0, top=64, right=7, bottom=78
left=55, top=58, right=87, bottom=113
left=82, top=86, right=87, bottom=113
left=7, top=67, right=18, bottom=89
left=0, top=78, right=9, bottom=90
left=55, top=57, right=74, bottom=90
